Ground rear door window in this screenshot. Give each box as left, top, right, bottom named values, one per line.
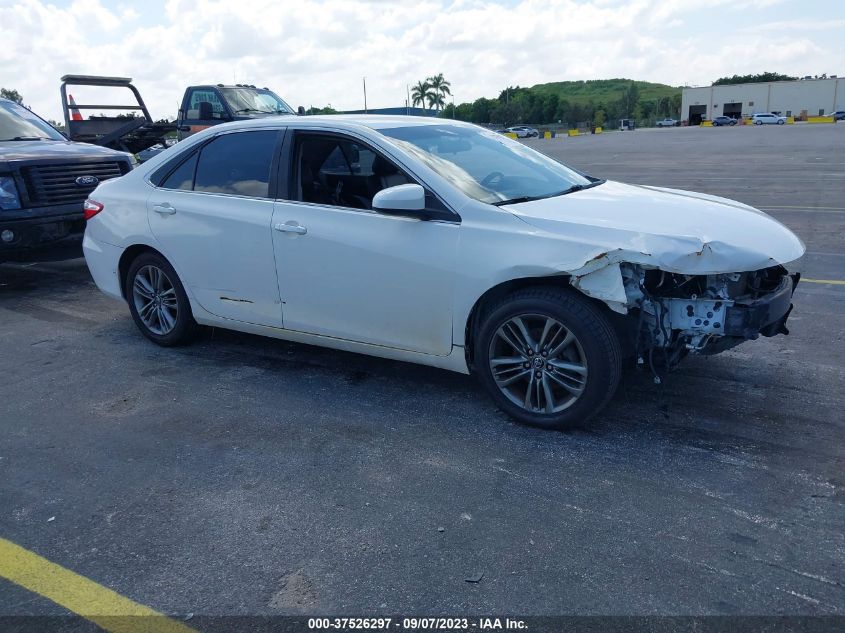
left=193, top=130, right=279, bottom=198
left=160, top=153, right=198, bottom=191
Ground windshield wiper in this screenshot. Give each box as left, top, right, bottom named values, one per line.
left=234, top=108, right=275, bottom=114
left=494, top=179, right=608, bottom=206
left=492, top=180, right=606, bottom=206
left=492, top=194, right=547, bottom=206
left=557, top=179, right=607, bottom=195
left=2, top=136, right=54, bottom=141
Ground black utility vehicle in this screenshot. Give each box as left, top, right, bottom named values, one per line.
left=0, top=97, right=133, bottom=262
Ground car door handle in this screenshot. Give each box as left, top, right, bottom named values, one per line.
left=153, top=204, right=176, bottom=215
left=274, top=222, right=307, bottom=235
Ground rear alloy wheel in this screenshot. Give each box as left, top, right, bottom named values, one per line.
left=126, top=252, right=197, bottom=346
left=133, top=264, right=178, bottom=335
left=475, top=287, right=622, bottom=430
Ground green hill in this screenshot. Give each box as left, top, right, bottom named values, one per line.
left=528, top=78, right=681, bottom=107
left=442, top=78, right=683, bottom=126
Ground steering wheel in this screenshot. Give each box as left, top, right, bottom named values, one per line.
left=480, top=171, right=505, bottom=188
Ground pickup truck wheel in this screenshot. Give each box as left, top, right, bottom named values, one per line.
left=126, top=252, right=197, bottom=346
left=475, top=287, right=622, bottom=430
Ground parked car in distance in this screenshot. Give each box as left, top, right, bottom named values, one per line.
left=655, top=118, right=677, bottom=127
left=831, top=111, right=845, bottom=121
left=505, top=126, right=539, bottom=138
left=83, top=116, right=804, bottom=430
left=712, top=116, right=737, bottom=126
left=0, top=97, right=134, bottom=263
left=751, top=113, right=787, bottom=125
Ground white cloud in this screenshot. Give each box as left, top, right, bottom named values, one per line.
left=0, top=0, right=841, bottom=122
left=746, top=18, right=845, bottom=32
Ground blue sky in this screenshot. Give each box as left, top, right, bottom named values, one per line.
left=1, top=0, right=842, bottom=121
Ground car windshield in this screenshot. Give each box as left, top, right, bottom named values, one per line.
left=219, top=87, right=295, bottom=115
left=380, top=124, right=593, bottom=205
left=0, top=100, right=65, bottom=141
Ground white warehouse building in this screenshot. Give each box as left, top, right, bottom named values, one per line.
left=681, top=77, right=843, bottom=124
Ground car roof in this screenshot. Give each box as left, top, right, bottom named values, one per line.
left=198, top=114, right=478, bottom=134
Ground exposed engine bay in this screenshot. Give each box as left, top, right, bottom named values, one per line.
left=619, top=263, right=799, bottom=381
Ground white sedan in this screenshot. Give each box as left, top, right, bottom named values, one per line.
left=752, top=113, right=787, bottom=125
left=83, top=116, right=804, bottom=429
left=506, top=126, right=539, bottom=138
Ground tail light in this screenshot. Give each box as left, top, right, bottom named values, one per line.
left=83, top=199, right=104, bottom=220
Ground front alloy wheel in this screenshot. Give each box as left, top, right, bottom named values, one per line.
left=489, top=314, right=588, bottom=413
left=475, top=287, right=622, bottom=430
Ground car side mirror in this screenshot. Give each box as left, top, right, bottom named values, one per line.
left=372, top=184, right=426, bottom=218
left=297, top=105, right=306, bottom=116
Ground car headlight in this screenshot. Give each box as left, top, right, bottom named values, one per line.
left=0, top=176, right=22, bottom=210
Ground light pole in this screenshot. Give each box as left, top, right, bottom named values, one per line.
left=363, top=77, right=367, bottom=114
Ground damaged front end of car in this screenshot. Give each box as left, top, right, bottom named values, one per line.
left=617, top=263, right=799, bottom=380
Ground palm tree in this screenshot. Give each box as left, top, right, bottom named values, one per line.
left=426, top=92, right=446, bottom=111
left=427, top=73, right=451, bottom=112
left=411, top=81, right=431, bottom=110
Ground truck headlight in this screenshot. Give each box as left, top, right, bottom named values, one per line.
left=0, top=176, right=22, bottom=210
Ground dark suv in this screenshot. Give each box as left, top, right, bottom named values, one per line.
left=0, top=98, right=134, bottom=262
left=712, top=116, right=737, bottom=126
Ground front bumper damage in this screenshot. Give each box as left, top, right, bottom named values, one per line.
left=605, top=264, right=799, bottom=379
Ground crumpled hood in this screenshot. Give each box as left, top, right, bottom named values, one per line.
left=0, top=140, right=130, bottom=165
left=504, top=180, right=805, bottom=274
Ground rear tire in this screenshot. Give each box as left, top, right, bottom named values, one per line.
left=474, top=287, right=622, bottom=430
left=125, top=252, right=198, bottom=346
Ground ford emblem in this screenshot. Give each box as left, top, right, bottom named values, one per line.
left=75, top=175, right=99, bottom=187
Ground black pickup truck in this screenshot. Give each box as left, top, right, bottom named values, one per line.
left=0, top=98, right=134, bottom=263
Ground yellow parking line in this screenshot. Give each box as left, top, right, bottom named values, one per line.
left=0, top=538, right=197, bottom=633
left=801, top=278, right=845, bottom=285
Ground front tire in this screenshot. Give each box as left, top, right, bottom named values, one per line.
left=126, top=252, right=198, bottom=346
left=474, top=287, right=622, bottom=430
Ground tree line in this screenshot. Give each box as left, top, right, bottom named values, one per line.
left=712, top=72, right=797, bottom=86
left=1, top=87, right=25, bottom=105
left=440, top=82, right=681, bottom=127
